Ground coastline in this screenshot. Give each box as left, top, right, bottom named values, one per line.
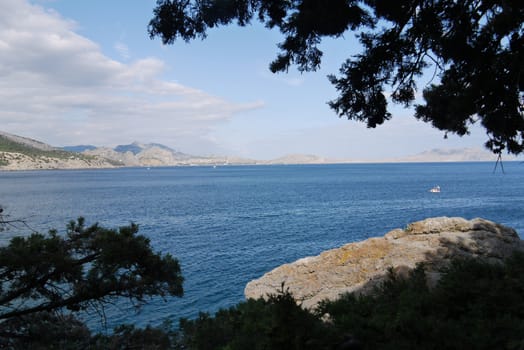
left=1, top=150, right=520, bottom=172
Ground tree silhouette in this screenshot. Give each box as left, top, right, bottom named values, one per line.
left=149, top=0, right=524, bottom=155
left=0, top=218, right=183, bottom=342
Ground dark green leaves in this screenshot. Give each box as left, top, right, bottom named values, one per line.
left=177, top=287, right=338, bottom=350
left=0, top=218, right=183, bottom=321
left=169, top=252, right=524, bottom=349
left=150, top=0, right=524, bottom=155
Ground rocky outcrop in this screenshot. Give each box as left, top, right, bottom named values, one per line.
left=245, top=217, right=524, bottom=309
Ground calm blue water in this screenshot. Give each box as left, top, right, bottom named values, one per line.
left=0, top=162, right=523, bottom=330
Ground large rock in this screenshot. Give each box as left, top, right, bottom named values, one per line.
left=244, top=217, right=524, bottom=309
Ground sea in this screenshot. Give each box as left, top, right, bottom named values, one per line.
left=0, top=162, right=523, bottom=331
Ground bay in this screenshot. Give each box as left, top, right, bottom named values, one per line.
left=0, top=162, right=523, bottom=330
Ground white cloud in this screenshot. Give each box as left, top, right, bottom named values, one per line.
left=0, top=0, right=262, bottom=151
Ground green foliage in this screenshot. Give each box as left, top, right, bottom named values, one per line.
left=0, top=312, right=92, bottom=350
left=92, top=322, right=178, bottom=350
left=0, top=218, right=183, bottom=343
left=319, top=253, right=524, bottom=349
left=2, top=216, right=523, bottom=349
left=2, top=249, right=524, bottom=349
left=0, top=135, right=93, bottom=161
left=177, top=285, right=338, bottom=350
left=161, top=253, right=524, bottom=350
left=149, top=0, right=524, bottom=155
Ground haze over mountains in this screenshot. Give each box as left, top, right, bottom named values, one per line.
left=81, top=141, right=256, bottom=167
left=64, top=142, right=508, bottom=166
left=0, top=130, right=514, bottom=171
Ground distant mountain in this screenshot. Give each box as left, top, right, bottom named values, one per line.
left=3, top=130, right=520, bottom=171
left=266, top=154, right=333, bottom=164
left=114, top=142, right=145, bottom=155
left=0, top=131, right=115, bottom=170
left=0, top=130, right=57, bottom=152
left=114, top=142, right=176, bottom=155
left=84, top=142, right=256, bottom=167
left=392, top=147, right=507, bottom=162
left=61, top=145, right=97, bottom=153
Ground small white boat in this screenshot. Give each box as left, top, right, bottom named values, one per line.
left=429, top=185, right=441, bottom=193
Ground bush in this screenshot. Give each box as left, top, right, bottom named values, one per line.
left=319, top=252, right=524, bottom=349
left=170, top=252, right=524, bottom=350
left=177, top=285, right=339, bottom=350
left=2, top=218, right=522, bottom=350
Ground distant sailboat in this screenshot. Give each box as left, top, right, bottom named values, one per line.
left=429, top=185, right=441, bottom=193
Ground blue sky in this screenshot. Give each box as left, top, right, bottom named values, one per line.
left=0, top=0, right=490, bottom=160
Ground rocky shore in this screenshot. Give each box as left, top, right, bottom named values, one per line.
left=245, top=217, right=524, bottom=309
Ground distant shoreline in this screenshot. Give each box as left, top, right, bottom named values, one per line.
left=1, top=130, right=520, bottom=171
left=2, top=159, right=520, bottom=173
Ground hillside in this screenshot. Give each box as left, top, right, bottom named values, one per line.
left=0, top=132, right=115, bottom=170
left=84, top=142, right=257, bottom=167
left=0, top=131, right=56, bottom=152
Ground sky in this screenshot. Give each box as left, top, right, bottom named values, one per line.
left=0, top=0, right=491, bottom=160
